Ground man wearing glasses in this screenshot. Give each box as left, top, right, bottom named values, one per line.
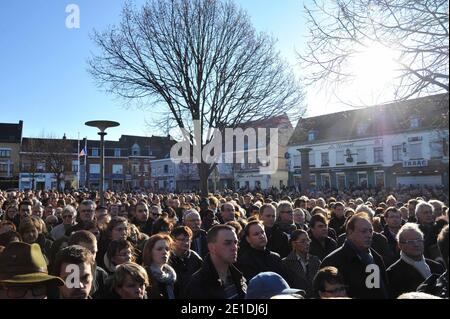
left=51, top=205, right=78, bottom=240
left=387, top=223, right=444, bottom=298
left=66, top=200, right=96, bottom=236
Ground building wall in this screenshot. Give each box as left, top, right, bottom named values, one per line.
left=288, top=129, right=449, bottom=189
left=0, top=142, right=21, bottom=188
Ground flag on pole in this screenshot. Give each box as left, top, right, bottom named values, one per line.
left=79, top=147, right=87, bottom=157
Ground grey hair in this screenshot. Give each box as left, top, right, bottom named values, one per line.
left=63, top=204, right=77, bottom=217
left=355, top=204, right=374, bottom=218
left=415, top=201, right=434, bottom=219
left=276, top=201, right=293, bottom=215
left=183, top=209, right=201, bottom=222
left=396, top=222, right=424, bottom=242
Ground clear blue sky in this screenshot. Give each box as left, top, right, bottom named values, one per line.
left=0, top=0, right=350, bottom=141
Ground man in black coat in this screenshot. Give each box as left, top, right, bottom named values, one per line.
left=416, top=201, right=448, bottom=260
left=308, top=213, right=337, bottom=260
left=236, top=221, right=285, bottom=281
left=328, top=202, right=346, bottom=237
left=417, top=225, right=449, bottom=299
left=321, top=213, right=389, bottom=299
left=381, top=207, right=402, bottom=267
left=387, top=223, right=445, bottom=298
left=168, top=226, right=203, bottom=298
left=183, top=225, right=246, bottom=299
left=183, top=210, right=209, bottom=259
left=259, top=204, right=290, bottom=258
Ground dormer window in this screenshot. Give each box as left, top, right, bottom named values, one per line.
left=131, top=143, right=141, bottom=156
left=410, top=117, right=420, bottom=128
left=308, top=131, right=316, bottom=141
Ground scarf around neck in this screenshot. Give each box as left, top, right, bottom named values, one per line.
left=400, top=251, right=432, bottom=280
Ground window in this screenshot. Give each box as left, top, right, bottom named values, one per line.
left=410, top=117, right=420, bottom=128
left=309, top=151, right=315, bottom=167
left=0, top=149, right=11, bottom=158
left=408, top=143, right=422, bottom=159
left=321, top=174, right=331, bottom=188
left=374, top=171, right=385, bottom=187
left=255, top=181, right=261, bottom=189
left=321, top=152, right=329, bottom=167
left=92, top=148, right=99, bottom=157
left=36, top=162, right=46, bottom=172
left=143, top=164, right=149, bottom=172
left=357, top=172, right=368, bottom=188
left=308, top=131, right=316, bottom=141
left=357, top=148, right=367, bottom=164
left=112, top=164, right=123, bottom=174
left=0, top=164, right=8, bottom=173
left=89, top=164, right=100, bottom=174
left=392, top=145, right=402, bottom=161
left=336, top=173, right=346, bottom=189
left=164, top=165, right=169, bottom=174
left=114, top=148, right=121, bottom=157
left=430, top=141, right=444, bottom=158
left=131, top=143, right=140, bottom=156
left=373, top=147, right=383, bottom=163
left=336, top=150, right=345, bottom=165
left=72, top=160, right=78, bottom=173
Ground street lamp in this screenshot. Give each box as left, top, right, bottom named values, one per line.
left=85, top=120, right=120, bottom=205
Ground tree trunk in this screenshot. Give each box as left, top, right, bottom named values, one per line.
left=197, top=162, right=210, bottom=197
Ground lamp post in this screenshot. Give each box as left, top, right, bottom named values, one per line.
left=85, top=120, right=120, bottom=206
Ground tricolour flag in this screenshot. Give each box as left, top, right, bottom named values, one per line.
left=79, top=147, right=87, bottom=157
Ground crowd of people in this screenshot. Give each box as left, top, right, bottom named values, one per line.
left=0, top=185, right=448, bottom=299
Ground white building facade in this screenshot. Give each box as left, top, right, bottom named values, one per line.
left=287, top=94, right=449, bottom=190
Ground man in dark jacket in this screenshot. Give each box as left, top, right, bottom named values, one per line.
left=416, top=201, right=447, bottom=261
left=417, top=225, right=448, bottom=298
left=68, top=230, right=108, bottom=298
left=183, top=210, right=208, bottom=259
left=387, top=223, right=444, bottom=298
left=169, top=226, right=203, bottom=298
left=236, top=221, right=284, bottom=281
left=381, top=207, right=402, bottom=267
left=321, top=213, right=389, bottom=299
left=259, top=204, right=290, bottom=258
left=328, top=202, right=346, bottom=237
left=183, top=225, right=246, bottom=299
left=308, top=213, right=337, bottom=260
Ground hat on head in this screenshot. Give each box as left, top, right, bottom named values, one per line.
left=0, top=242, right=64, bottom=286
left=245, top=272, right=305, bottom=299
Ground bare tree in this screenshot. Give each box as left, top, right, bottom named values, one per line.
left=88, top=0, right=305, bottom=195
left=20, top=138, right=41, bottom=190
left=299, top=0, right=449, bottom=101
left=40, top=138, right=74, bottom=191
left=22, top=137, right=75, bottom=191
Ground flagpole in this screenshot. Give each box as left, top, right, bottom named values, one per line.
left=84, top=137, right=87, bottom=189
left=77, top=132, right=80, bottom=189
